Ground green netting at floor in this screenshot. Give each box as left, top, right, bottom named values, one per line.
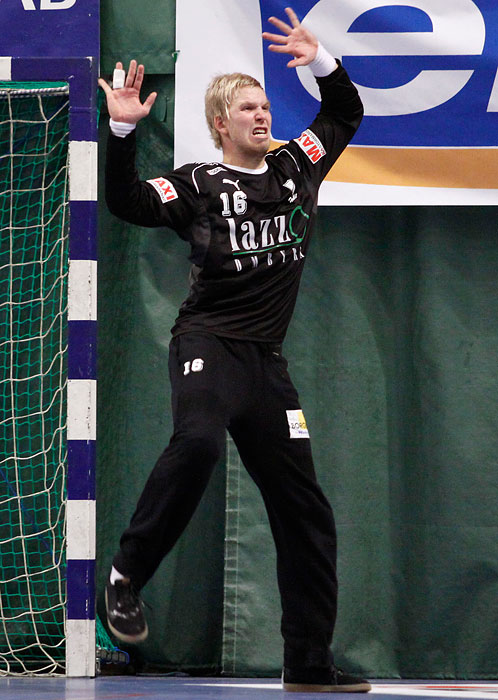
left=0, top=84, right=69, bottom=675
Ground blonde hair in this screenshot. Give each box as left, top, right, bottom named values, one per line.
left=205, top=72, right=264, bottom=149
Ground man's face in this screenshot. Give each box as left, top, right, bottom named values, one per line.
left=218, top=86, right=272, bottom=164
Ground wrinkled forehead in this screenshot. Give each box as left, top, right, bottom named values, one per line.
left=231, top=85, right=270, bottom=108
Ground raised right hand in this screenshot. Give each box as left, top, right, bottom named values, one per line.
left=262, top=7, right=318, bottom=68
left=98, top=60, right=157, bottom=124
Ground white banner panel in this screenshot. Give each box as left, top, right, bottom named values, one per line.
left=175, top=0, right=498, bottom=205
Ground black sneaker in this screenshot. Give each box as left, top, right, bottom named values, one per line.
left=105, top=579, right=149, bottom=644
left=282, top=666, right=371, bottom=693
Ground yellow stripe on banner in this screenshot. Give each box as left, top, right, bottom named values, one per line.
left=323, top=146, right=498, bottom=190
left=270, top=142, right=498, bottom=189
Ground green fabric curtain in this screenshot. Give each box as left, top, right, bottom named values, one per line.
left=221, top=207, right=498, bottom=678
left=98, top=0, right=498, bottom=678
left=100, top=0, right=176, bottom=74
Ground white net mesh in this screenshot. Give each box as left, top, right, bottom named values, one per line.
left=0, top=84, right=69, bottom=675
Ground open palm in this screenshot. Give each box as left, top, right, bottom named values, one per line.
left=98, top=60, right=157, bottom=124
left=262, top=7, right=318, bottom=68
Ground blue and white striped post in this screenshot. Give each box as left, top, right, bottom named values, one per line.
left=1, top=56, right=98, bottom=677
left=66, top=57, right=98, bottom=677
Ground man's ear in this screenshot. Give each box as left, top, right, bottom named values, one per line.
left=214, top=114, right=228, bottom=139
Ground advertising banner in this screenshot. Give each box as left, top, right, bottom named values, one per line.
left=0, top=0, right=99, bottom=59
left=175, top=0, right=498, bottom=205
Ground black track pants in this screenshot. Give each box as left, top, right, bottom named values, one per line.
left=113, top=332, right=338, bottom=668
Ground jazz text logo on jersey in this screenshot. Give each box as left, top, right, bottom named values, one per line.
left=228, top=207, right=309, bottom=256
left=295, top=129, right=326, bottom=164
left=147, top=177, right=179, bottom=204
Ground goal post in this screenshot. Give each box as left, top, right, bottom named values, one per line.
left=0, top=56, right=98, bottom=677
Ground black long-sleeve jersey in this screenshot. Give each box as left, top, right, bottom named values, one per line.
left=105, top=64, right=363, bottom=344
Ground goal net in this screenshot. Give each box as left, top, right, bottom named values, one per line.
left=0, top=82, right=70, bottom=674
left=0, top=80, right=118, bottom=676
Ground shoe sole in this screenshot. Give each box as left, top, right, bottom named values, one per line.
left=283, top=681, right=372, bottom=693
left=105, top=588, right=149, bottom=644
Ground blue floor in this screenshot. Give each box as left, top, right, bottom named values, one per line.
left=1, top=677, right=498, bottom=700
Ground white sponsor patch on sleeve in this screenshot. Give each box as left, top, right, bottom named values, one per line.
left=294, top=129, right=326, bottom=164
left=286, top=409, right=310, bottom=439
left=147, top=177, right=179, bottom=203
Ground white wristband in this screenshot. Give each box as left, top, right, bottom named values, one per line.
left=309, top=42, right=338, bottom=78
left=109, top=118, right=137, bottom=138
